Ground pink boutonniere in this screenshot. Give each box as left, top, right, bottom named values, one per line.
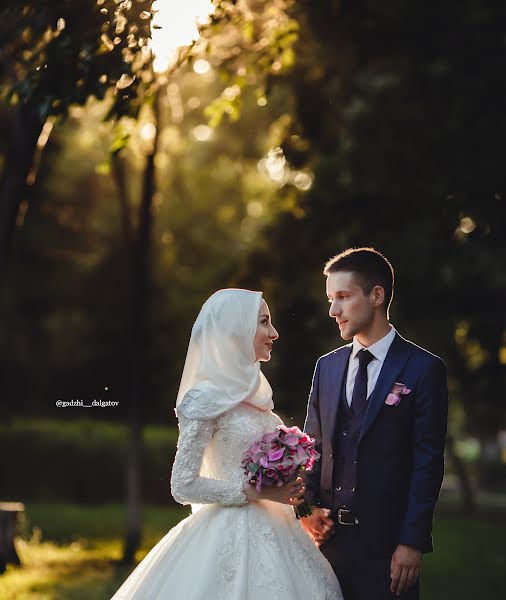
left=385, top=382, right=411, bottom=406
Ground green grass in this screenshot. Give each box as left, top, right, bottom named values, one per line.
left=1, top=503, right=504, bottom=600
left=1, top=504, right=190, bottom=600
left=423, top=512, right=506, bottom=599
left=17, top=503, right=189, bottom=545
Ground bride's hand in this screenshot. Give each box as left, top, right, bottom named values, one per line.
left=244, top=477, right=305, bottom=506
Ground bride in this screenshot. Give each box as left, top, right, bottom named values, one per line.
left=110, top=289, right=342, bottom=599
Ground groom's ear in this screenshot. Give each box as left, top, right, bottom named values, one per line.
left=371, top=285, right=385, bottom=309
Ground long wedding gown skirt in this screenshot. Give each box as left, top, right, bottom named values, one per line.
left=110, top=402, right=342, bottom=600
left=111, top=499, right=341, bottom=600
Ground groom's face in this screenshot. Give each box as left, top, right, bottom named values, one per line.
left=326, top=271, right=375, bottom=340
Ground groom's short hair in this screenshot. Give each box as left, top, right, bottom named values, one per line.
left=323, top=247, right=394, bottom=314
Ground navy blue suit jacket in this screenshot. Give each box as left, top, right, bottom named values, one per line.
left=303, top=332, right=448, bottom=557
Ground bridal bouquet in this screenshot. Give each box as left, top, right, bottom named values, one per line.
left=241, top=425, right=320, bottom=518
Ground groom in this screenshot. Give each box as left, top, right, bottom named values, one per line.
left=301, top=248, right=448, bottom=599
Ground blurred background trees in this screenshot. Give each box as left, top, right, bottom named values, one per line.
left=235, top=0, right=506, bottom=508
left=0, top=0, right=505, bottom=567
left=0, top=0, right=155, bottom=281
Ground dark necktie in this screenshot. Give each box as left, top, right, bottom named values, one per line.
left=351, top=349, right=374, bottom=415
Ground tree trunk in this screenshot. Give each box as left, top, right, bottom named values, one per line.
left=121, top=87, right=162, bottom=563
left=0, top=102, right=44, bottom=285
left=111, top=154, right=133, bottom=246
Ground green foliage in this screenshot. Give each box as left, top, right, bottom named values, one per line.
left=0, top=0, right=155, bottom=121
left=0, top=419, right=179, bottom=503
left=198, top=0, right=299, bottom=128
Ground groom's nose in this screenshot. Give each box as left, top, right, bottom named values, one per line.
left=329, top=300, right=341, bottom=318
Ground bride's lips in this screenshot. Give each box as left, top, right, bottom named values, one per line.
left=338, top=320, right=348, bottom=327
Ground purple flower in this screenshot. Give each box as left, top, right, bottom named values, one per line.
left=268, top=448, right=285, bottom=461
left=265, top=468, right=280, bottom=480
left=253, top=451, right=264, bottom=463
left=283, top=434, right=300, bottom=447
left=259, top=456, right=270, bottom=467
left=262, top=431, right=280, bottom=443
left=296, top=445, right=308, bottom=460
left=243, top=425, right=321, bottom=493
left=385, top=382, right=411, bottom=406
left=269, top=448, right=285, bottom=462
left=250, top=442, right=262, bottom=455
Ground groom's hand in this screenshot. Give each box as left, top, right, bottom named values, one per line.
left=299, top=508, right=335, bottom=546
left=390, top=544, right=422, bottom=595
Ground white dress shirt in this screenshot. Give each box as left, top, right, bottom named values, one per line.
left=345, top=325, right=397, bottom=406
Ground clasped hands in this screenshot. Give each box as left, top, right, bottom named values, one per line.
left=300, top=508, right=422, bottom=596
left=299, top=507, right=335, bottom=546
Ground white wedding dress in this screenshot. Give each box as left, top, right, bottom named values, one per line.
left=111, top=402, right=342, bottom=600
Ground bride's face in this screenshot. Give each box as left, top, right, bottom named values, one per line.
left=253, top=300, right=279, bottom=362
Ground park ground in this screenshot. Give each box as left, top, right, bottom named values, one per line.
left=0, top=499, right=505, bottom=600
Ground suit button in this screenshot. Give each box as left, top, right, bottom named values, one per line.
left=336, top=486, right=342, bottom=492
left=329, top=452, right=333, bottom=459
left=351, top=486, right=356, bottom=492
left=343, top=430, right=348, bottom=436
left=353, top=460, right=357, bottom=464
left=355, top=433, right=360, bottom=439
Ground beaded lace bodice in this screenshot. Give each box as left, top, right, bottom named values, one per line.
left=171, top=402, right=284, bottom=507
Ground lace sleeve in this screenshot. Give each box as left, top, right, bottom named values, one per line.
left=170, top=414, right=248, bottom=507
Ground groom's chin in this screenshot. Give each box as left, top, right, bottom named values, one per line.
left=339, top=329, right=353, bottom=341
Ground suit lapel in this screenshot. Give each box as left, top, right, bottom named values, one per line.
left=359, top=333, right=414, bottom=443
left=323, top=345, right=352, bottom=448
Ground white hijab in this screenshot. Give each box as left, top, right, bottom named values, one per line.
left=175, top=288, right=274, bottom=420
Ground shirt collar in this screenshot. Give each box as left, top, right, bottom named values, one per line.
left=351, top=325, right=397, bottom=363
